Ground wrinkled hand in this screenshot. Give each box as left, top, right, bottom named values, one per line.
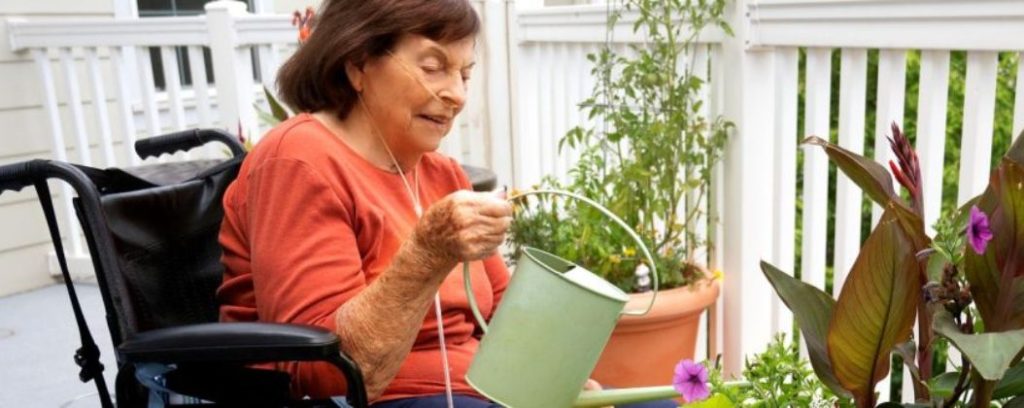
left=414, top=190, right=512, bottom=265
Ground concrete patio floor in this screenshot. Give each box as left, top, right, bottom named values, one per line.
left=0, top=282, right=118, bottom=407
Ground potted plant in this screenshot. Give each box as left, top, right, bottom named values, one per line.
left=507, top=0, right=731, bottom=389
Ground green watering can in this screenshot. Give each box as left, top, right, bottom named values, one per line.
left=462, top=190, right=683, bottom=407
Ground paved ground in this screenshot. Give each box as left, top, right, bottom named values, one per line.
left=0, top=282, right=118, bottom=407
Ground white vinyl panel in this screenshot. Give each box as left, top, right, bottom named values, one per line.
left=833, top=48, right=867, bottom=295
left=874, top=47, right=909, bottom=405
left=84, top=47, right=115, bottom=167
left=537, top=43, right=556, bottom=181
left=159, top=47, right=187, bottom=132
left=1014, top=52, right=1024, bottom=139
left=801, top=48, right=832, bottom=292
left=256, top=44, right=280, bottom=89
left=136, top=47, right=163, bottom=161
left=707, top=44, right=726, bottom=360
left=692, top=44, right=713, bottom=362
left=873, top=49, right=907, bottom=225
left=771, top=47, right=799, bottom=337
left=552, top=43, right=569, bottom=178
left=958, top=51, right=998, bottom=205
left=916, top=50, right=951, bottom=235
left=58, top=48, right=92, bottom=166
left=110, top=47, right=139, bottom=165
left=186, top=47, right=213, bottom=132
left=564, top=43, right=585, bottom=171
left=32, top=48, right=84, bottom=256
left=516, top=45, right=542, bottom=188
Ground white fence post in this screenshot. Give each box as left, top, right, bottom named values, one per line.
left=482, top=0, right=515, bottom=187
left=720, top=0, right=777, bottom=378
left=206, top=1, right=258, bottom=140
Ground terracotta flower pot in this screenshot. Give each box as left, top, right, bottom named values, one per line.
left=590, top=277, right=721, bottom=388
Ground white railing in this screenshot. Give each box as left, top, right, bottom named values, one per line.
left=4, top=0, right=511, bottom=275
left=511, top=0, right=1024, bottom=402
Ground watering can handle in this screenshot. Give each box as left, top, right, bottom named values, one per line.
left=465, top=189, right=659, bottom=334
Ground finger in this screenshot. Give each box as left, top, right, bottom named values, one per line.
left=475, top=200, right=513, bottom=217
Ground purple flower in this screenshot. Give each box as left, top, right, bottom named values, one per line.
left=967, top=205, right=993, bottom=255
left=672, top=359, right=710, bottom=403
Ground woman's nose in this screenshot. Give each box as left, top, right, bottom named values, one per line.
left=435, top=76, right=467, bottom=112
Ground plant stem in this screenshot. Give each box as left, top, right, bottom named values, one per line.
left=972, top=376, right=995, bottom=408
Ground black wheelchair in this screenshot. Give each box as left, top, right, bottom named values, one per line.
left=0, top=130, right=369, bottom=407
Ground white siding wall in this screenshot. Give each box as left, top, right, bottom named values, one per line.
left=0, top=0, right=116, bottom=297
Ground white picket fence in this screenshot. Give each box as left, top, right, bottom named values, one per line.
left=8, top=0, right=1024, bottom=402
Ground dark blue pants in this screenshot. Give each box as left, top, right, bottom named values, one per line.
left=370, top=393, right=678, bottom=408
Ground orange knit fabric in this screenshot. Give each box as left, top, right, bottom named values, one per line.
left=216, top=113, right=509, bottom=402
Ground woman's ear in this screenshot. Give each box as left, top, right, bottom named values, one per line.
left=345, top=61, right=364, bottom=93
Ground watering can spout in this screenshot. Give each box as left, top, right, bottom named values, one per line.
left=573, top=386, right=680, bottom=408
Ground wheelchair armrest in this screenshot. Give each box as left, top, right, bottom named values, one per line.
left=120, top=322, right=368, bottom=407
left=118, top=322, right=341, bottom=364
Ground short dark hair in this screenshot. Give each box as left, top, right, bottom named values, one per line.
left=276, top=0, right=480, bottom=118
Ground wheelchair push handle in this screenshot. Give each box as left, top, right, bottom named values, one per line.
left=135, top=129, right=246, bottom=160
left=0, top=159, right=41, bottom=195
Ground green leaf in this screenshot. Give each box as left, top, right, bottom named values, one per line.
left=994, top=363, right=1024, bottom=399
left=760, top=261, right=850, bottom=399
left=1004, top=129, right=1024, bottom=166
left=892, top=341, right=925, bottom=393
left=927, top=371, right=960, bottom=399
left=255, top=108, right=282, bottom=127
left=1006, top=395, right=1024, bottom=408
left=802, top=136, right=898, bottom=208
left=932, top=310, right=1024, bottom=381
left=681, top=394, right=734, bottom=408
left=262, top=85, right=291, bottom=122
left=827, top=206, right=921, bottom=407
left=963, top=160, right=1024, bottom=331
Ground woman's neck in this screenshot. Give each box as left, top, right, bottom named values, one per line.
left=313, top=110, right=421, bottom=173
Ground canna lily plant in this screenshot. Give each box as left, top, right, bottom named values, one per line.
left=762, top=125, right=1024, bottom=407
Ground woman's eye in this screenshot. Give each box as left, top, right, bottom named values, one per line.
left=421, top=65, right=443, bottom=74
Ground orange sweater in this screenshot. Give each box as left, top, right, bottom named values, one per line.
left=217, top=113, right=509, bottom=402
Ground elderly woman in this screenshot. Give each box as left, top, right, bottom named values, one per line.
left=216, top=0, right=677, bottom=407
left=216, top=0, right=512, bottom=406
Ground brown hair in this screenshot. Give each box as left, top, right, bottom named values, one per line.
left=276, top=0, right=480, bottom=118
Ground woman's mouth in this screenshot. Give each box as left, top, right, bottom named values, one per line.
left=417, top=114, right=451, bottom=132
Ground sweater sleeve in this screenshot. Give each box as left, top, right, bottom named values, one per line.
left=245, top=158, right=367, bottom=332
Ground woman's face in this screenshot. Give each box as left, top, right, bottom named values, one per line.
left=352, top=34, right=475, bottom=156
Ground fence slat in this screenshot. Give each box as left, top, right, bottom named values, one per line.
left=916, top=50, right=951, bottom=234
left=110, top=47, right=139, bottom=165
left=160, top=46, right=187, bottom=132
left=873, top=49, right=907, bottom=225
left=958, top=51, right=998, bottom=205
left=136, top=47, right=163, bottom=153
left=1015, top=52, right=1024, bottom=139
left=801, top=48, right=832, bottom=292
left=771, top=47, right=799, bottom=337
left=59, top=47, right=92, bottom=166
left=84, top=47, right=116, bottom=167
left=186, top=46, right=213, bottom=128
left=833, top=47, right=868, bottom=295
left=515, top=45, right=541, bottom=188
left=32, top=48, right=85, bottom=257
left=538, top=43, right=555, bottom=179
left=874, top=52, right=908, bottom=396
left=553, top=42, right=569, bottom=176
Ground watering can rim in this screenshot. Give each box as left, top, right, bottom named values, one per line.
left=519, top=246, right=631, bottom=303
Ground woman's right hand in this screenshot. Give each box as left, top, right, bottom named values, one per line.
left=413, top=190, right=512, bottom=265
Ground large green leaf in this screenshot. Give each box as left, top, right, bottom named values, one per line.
left=827, top=206, right=921, bottom=407
left=802, top=136, right=898, bottom=207
left=994, top=363, right=1024, bottom=399
left=933, top=310, right=1024, bottom=381
left=963, top=160, right=1024, bottom=331
left=262, top=85, right=291, bottom=122
left=927, top=371, right=960, bottom=400
left=760, top=261, right=850, bottom=399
